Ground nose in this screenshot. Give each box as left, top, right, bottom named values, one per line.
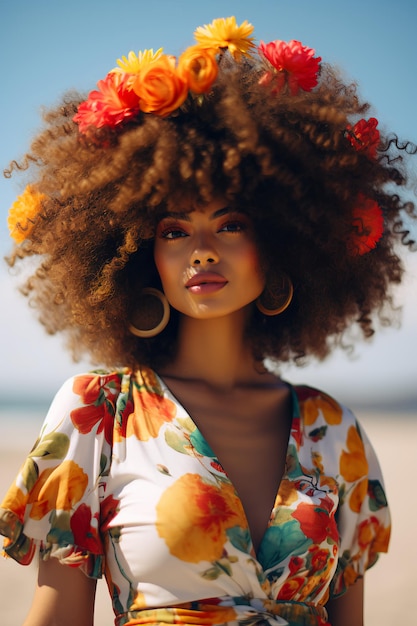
left=190, top=234, right=219, bottom=266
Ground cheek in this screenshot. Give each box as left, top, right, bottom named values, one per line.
left=243, top=244, right=266, bottom=288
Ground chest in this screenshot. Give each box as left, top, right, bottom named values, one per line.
left=163, top=384, right=293, bottom=551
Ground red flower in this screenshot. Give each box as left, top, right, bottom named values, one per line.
left=309, top=545, right=330, bottom=573
left=71, top=373, right=119, bottom=444
left=346, top=117, right=380, bottom=159
left=277, top=575, right=305, bottom=600
left=292, top=497, right=339, bottom=544
left=349, top=194, right=384, bottom=255
left=288, top=555, right=304, bottom=574
left=258, top=40, right=321, bottom=95
left=100, top=495, right=121, bottom=531
left=70, top=503, right=103, bottom=554
left=73, top=72, right=140, bottom=133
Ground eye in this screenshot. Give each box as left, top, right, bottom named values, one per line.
left=160, top=228, right=188, bottom=239
left=218, top=220, right=248, bottom=233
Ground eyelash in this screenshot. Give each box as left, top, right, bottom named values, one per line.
left=159, top=220, right=248, bottom=240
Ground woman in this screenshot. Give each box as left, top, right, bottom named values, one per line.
left=0, top=16, right=414, bottom=626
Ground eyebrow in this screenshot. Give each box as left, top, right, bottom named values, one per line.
left=160, top=206, right=240, bottom=221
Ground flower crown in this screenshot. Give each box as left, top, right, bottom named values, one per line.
left=7, top=16, right=383, bottom=255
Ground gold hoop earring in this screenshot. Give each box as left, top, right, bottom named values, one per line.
left=129, top=288, right=170, bottom=338
left=256, top=273, right=293, bottom=316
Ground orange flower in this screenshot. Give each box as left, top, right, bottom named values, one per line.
left=178, top=45, right=218, bottom=94
left=275, top=478, right=299, bottom=507
left=125, top=384, right=176, bottom=441
left=156, top=474, right=246, bottom=562
left=349, top=477, right=368, bottom=513
left=7, top=185, right=46, bottom=243
left=1, top=484, right=28, bottom=523
left=357, top=515, right=389, bottom=554
left=133, top=55, right=189, bottom=117
left=372, top=522, right=391, bottom=554
left=297, top=388, right=343, bottom=427
left=339, top=425, right=369, bottom=483
left=343, top=563, right=359, bottom=587
left=28, top=461, right=88, bottom=520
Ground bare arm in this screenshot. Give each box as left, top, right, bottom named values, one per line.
left=22, top=557, right=97, bottom=626
left=326, top=577, right=364, bottom=626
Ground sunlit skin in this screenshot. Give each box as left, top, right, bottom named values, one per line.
left=154, top=199, right=265, bottom=322
left=20, top=198, right=365, bottom=625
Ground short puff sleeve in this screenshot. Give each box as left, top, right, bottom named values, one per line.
left=0, top=371, right=122, bottom=578
left=330, top=417, right=391, bottom=597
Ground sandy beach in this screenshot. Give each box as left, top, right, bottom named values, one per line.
left=0, top=410, right=415, bottom=625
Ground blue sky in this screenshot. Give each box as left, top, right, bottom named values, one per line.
left=1, top=0, right=416, bottom=407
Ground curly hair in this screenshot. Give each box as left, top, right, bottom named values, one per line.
left=5, top=53, right=416, bottom=371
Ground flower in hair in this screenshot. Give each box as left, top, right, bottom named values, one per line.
left=113, top=48, right=164, bottom=76
left=8, top=185, right=46, bottom=243
left=73, top=72, right=141, bottom=133
left=258, top=40, right=321, bottom=95
left=132, top=55, right=189, bottom=117
left=193, top=16, right=255, bottom=60
left=73, top=17, right=321, bottom=134
left=346, top=117, right=380, bottom=159
left=177, top=46, right=218, bottom=94
left=349, top=195, right=384, bottom=255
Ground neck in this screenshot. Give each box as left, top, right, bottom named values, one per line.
left=161, top=308, right=266, bottom=391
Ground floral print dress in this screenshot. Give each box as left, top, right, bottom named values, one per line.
left=0, top=367, right=390, bottom=626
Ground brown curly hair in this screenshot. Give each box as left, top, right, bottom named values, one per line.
left=5, top=53, right=416, bottom=371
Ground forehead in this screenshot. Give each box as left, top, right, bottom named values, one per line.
left=158, top=197, right=254, bottom=223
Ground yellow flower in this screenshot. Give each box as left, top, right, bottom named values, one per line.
left=112, top=48, right=164, bottom=75
left=194, top=16, right=255, bottom=60
left=7, top=185, right=46, bottom=243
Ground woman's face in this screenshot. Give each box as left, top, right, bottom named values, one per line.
left=153, top=199, right=265, bottom=320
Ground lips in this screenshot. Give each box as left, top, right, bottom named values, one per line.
left=185, top=272, right=227, bottom=288
left=185, top=272, right=228, bottom=294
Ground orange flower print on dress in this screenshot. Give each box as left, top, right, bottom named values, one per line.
left=340, top=425, right=369, bottom=483
left=349, top=476, right=369, bottom=513
left=340, top=425, right=369, bottom=512
left=156, top=473, right=246, bottom=563
left=275, top=479, right=298, bottom=507
left=125, top=384, right=176, bottom=441
left=297, top=387, right=343, bottom=427
left=357, top=515, right=390, bottom=556
left=28, top=460, right=88, bottom=520
left=1, top=484, right=28, bottom=524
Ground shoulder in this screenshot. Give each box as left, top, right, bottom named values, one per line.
left=292, top=383, right=356, bottom=431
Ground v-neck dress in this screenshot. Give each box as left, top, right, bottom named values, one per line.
left=0, top=367, right=390, bottom=626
